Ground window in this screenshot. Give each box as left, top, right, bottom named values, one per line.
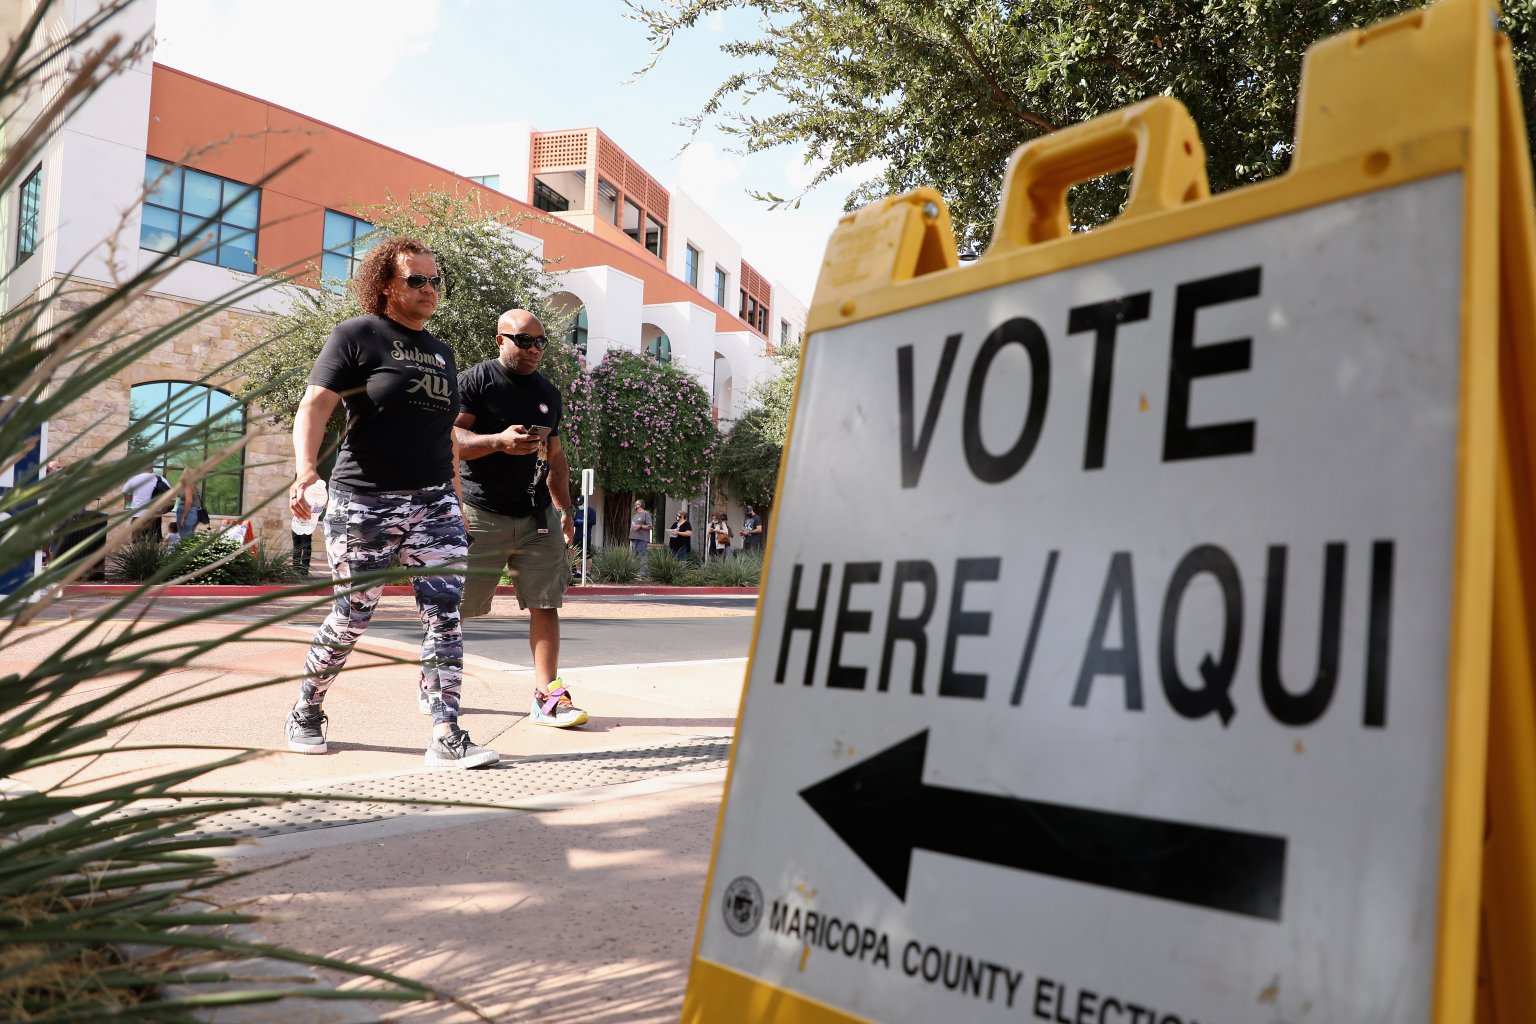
left=757, top=306, right=768, bottom=333
left=780, top=319, right=791, bottom=346
left=684, top=244, right=699, bottom=288
left=644, top=215, right=663, bottom=258
left=646, top=332, right=672, bottom=363
left=16, top=165, right=40, bottom=262
left=468, top=174, right=501, bottom=189
left=127, top=382, right=246, bottom=516
left=714, top=267, right=728, bottom=308
left=596, top=178, right=619, bottom=224
left=622, top=198, right=643, bottom=245
left=321, top=210, right=374, bottom=292
left=533, top=178, right=570, bottom=213
left=565, top=306, right=588, bottom=356
left=140, top=157, right=260, bottom=272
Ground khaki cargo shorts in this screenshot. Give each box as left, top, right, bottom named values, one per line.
left=462, top=503, right=568, bottom=617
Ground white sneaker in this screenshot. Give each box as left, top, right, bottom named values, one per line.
left=424, top=726, right=499, bottom=769
left=529, top=679, right=588, bottom=728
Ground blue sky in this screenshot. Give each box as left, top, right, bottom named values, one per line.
left=153, top=0, right=870, bottom=304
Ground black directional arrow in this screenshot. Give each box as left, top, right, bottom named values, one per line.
left=799, top=730, right=1286, bottom=921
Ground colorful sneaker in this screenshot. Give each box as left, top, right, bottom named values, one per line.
left=424, top=726, right=499, bottom=769
left=285, top=703, right=327, bottom=754
left=530, top=679, right=588, bottom=728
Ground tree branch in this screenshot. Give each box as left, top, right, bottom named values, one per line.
left=941, top=15, right=1057, bottom=135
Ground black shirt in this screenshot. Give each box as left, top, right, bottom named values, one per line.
left=309, top=314, right=459, bottom=492
left=457, top=358, right=563, bottom=517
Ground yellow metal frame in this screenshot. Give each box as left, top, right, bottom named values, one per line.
left=1481, top=29, right=1536, bottom=1023
left=683, top=1, right=1535, bottom=1019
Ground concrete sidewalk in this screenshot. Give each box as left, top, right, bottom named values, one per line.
left=9, top=594, right=751, bottom=1022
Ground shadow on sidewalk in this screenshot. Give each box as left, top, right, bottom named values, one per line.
left=223, top=781, right=722, bottom=1023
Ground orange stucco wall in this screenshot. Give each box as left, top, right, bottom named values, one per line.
left=146, top=65, right=750, bottom=334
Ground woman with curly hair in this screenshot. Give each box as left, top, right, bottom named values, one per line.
left=283, top=237, right=497, bottom=769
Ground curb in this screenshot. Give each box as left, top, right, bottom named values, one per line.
left=63, top=583, right=758, bottom=598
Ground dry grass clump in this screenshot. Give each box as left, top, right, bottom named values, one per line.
left=0, top=888, right=146, bottom=1019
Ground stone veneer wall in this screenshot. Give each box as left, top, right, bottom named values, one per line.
left=43, top=278, right=294, bottom=550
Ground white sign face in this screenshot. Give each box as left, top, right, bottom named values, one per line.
left=699, top=175, right=1464, bottom=1023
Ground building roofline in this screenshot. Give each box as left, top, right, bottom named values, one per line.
left=150, top=63, right=764, bottom=337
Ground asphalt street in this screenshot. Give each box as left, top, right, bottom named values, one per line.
left=364, top=609, right=758, bottom=667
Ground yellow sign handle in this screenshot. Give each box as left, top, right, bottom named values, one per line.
left=988, top=96, right=1210, bottom=253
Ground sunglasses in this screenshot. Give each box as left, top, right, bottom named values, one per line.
left=499, top=332, right=548, bottom=351
left=401, top=274, right=443, bottom=290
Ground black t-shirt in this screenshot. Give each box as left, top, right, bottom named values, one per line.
left=669, top=517, right=692, bottom=553
left=310, top=314, right=460, bottom=492
left=457, top=358, right=563, bottom=516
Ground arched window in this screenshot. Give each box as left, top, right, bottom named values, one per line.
left=127, top=382, right=246, bottom=516
left=646, top=332, right=672, bottom=364
left=565, top=306, right=588, bottom=355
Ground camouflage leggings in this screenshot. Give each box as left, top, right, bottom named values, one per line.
left=299, top=483, right=467, bottom=725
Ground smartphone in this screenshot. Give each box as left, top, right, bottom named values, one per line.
left=524, top=424, right=552, bottom=438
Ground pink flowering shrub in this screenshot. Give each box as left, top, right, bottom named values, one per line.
left=562, top=350, right=718, bottom=496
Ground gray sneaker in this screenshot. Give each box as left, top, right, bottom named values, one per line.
left=425, top=726, right=499, bottom=769
left=285, top=703, right=327, bottom=754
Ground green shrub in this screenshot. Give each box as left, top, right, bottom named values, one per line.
left=674, top=563, right=707, bottom=587
left=703, top=549, right=763, bottom=587
left=253, top=541, right=303, bottom=583
left=105, top=534, right=165, bottom=582
left=159, top=529, right=259, bottom=585
left=646, top=545, right=690, bottom=584
left=592, top=544, right=643, bottom=583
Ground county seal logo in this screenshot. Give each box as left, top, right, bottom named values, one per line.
left=721, top=876, right=763, bottom=937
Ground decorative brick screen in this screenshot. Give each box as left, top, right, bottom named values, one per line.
left=596, top=134, right=625, bottom=183
left=587, top=130, right=668, bottom=229
left=530, top=130, right=591, bottom=170
left=647, top=180, right=670, bottom=221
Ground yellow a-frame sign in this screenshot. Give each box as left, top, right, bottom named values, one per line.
left=685, top=1, right=1536, bottom=1021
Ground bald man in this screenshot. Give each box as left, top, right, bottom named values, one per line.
left=448, top=308, right=588, bottom=728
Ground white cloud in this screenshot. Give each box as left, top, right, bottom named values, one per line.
left=154, top=0, right=444, bottom=131
left=703, top=11, right=726, bottom=32
left=731, top=202, right=838, bottom=307
left=782, top=146, right=890, bottom=193
left=687, top=162, right=845, bottom=304
left=675, top=141, right=743, bottom=207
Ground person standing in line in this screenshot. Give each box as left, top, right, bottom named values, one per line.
left=284, top=237, right=496, bottom=769
left=167, top=474, right=203, bottom=549
left=453, top=308, right=588, bottom=729
left=741, top=503, right=765, bottom=554
left=630, top=499, right=652, bottom=559
left=122, top=469, right=168, bottom=541
left=710, top=511, right=733, bottom=558
left=168, top=475, right=201, bottom=549
left=290, top=479, right=325, bottom=573
left=667, top=507, right=693, bottom=560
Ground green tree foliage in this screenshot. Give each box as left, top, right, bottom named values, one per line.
left=563, top=350, right=719, bottom=537
left=713, top=340, right=798, bottom=506
left=628, top=1, right=1536, bottom=248
left=240, top=189, right=576, bottom=423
